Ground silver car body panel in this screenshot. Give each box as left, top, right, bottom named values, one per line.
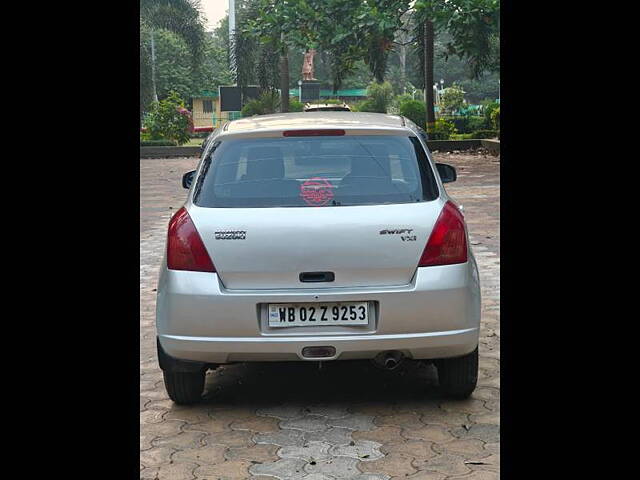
left=156, top=112, right=480, bottom=363
left=189, top=201, right=444, bottom=290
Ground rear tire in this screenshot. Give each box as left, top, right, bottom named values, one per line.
left=162, top=370, right=205, bottom=405
left=436, top=347, right=478, bottom=399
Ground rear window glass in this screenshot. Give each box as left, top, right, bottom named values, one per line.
left=193, top=135, right=438, bottom=208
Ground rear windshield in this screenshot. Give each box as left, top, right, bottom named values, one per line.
left=193, top=135, right=438, bottom=208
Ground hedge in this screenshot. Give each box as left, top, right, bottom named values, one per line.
left=442, top=115, right=488, bottom=134
left=140, top=139, right=178, bottom=147
left=470, top=130, right=499, bottom=139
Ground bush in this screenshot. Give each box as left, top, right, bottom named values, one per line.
left=468, top=115, right=488, bottom=132
left=441, top=84, right=466, bottom=115
left=140, top=139, right=178, bottom=146
left=365, top=81, right=394, bottom=113
left=444, top=116, right=488, bottom=133
left=429, top=118, right=457, bottom=140
left=241, top=91, right=280, bottom=116
left=442, top=115, right=488, bottom=134
left=471, top=129, right=498, bottom=139
left=351, top=99, right=375, bottom=112
left=481, top=100, right=500, bottom=126
left=399, top=100, right=426, bottom=128
left=143, top=91, right=193, bottom=146
left=490, top=106, right=500, bottom=130
left=450, top=133, right=475, bottom=140
left=289, top=98, right=304, bottom=112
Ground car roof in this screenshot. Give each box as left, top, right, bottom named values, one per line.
left=224, top=112, right=406, bottom=134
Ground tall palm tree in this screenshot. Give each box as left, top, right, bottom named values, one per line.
left=140, top=0, right=206, bottom=110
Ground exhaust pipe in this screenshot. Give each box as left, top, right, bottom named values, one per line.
left=373, top=351, right=405, bottom=370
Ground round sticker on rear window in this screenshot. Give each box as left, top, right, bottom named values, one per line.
left=300, top=177, right=334, bottom=206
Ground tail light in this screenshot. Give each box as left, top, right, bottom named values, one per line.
left=418, top=201, right=468, bottom=267
left=167, top=207, right=215, bottom=272
left=283, top=129, right=345, bottom=137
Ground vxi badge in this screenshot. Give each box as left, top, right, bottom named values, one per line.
left=214, top=230, right=246, bottom=240
left=380, top=228, right=416, bottom=242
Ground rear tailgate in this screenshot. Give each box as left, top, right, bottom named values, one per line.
left=189, top=200, right=445, bottom=290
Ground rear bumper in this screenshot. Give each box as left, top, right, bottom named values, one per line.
left=156, top=259, right=481, bottom=363
left=159, top=327, right=478, bottom=364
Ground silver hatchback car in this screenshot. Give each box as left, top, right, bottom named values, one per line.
left=156, top=112, right=481, bottom=404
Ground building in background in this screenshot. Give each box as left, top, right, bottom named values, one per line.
left=191, top=90, right=233, bottom=129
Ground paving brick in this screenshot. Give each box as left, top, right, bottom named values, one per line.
left=380, top=440, right=437, bottom=461
left=202, top=430, right=255, bottom=448
left=139, top=445, right=176, bottom=467
left=303, top=456, right=361, bottom=478
left=402, top=425, right=456, bottom=444
left=415, top=453, right=471, bottom=476
left=352, top=426, right=405, bottom=445
left=401, top=471, right=447, bottom=480
left=225, top=443, right=280, bottom=463
left=249, top=457, right=308, bottom=479
left=304, top=427, right=355, bottom=446
left=329, top=440, right=385, bottom=461
left=231, top=415, right=281, bottom=432
left=278, top=441, right=332, bottom=462
left=152, top=430, right=207, bottom=450
left=358, top=452, right=418, bottom=477
left=432, top=438, right=489, bottom=459
left=141, top=461, right=198, bottom=480
left=172, top=444, right=227, bottom=465
left=281, top=415, right=329, bottom=432
left=254, top=429, right=306, bottom=447
left=374, top=412, right=422, bottom=429
left=194, top=460, right=254, bottom=479
left=451, top=424, right=500, bottom=443
left=327, top=414, right=376, bottom=431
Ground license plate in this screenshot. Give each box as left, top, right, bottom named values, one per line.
left=268, top=302, right=369, bottom=327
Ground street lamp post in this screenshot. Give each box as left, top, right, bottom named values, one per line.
left=150, top=30, right=158, bottom=103
left=229, top=0, right=236, bottom=73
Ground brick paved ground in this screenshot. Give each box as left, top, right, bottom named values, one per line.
left=140, top=150, right=500, bottom=480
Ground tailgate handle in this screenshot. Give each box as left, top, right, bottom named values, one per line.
left=299, top=271, right=335, bottom=283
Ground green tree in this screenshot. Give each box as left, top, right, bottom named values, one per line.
left=358, top=0, right=412, bottom=83
left=413, top=0, right=499, bottom=133
left=401, top=31, right=499, bottom=103
left=150, top=30, right=197, bottom=102
left=140, top=27, right=232, bottom=112
left=140, top=0, right=206, bottom=118
left=241, top=0, right=316, bottom=111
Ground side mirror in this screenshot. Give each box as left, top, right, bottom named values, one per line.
left=436, top=163, right=457, bottom=183
left=182, top=170, right=196, bottom=189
